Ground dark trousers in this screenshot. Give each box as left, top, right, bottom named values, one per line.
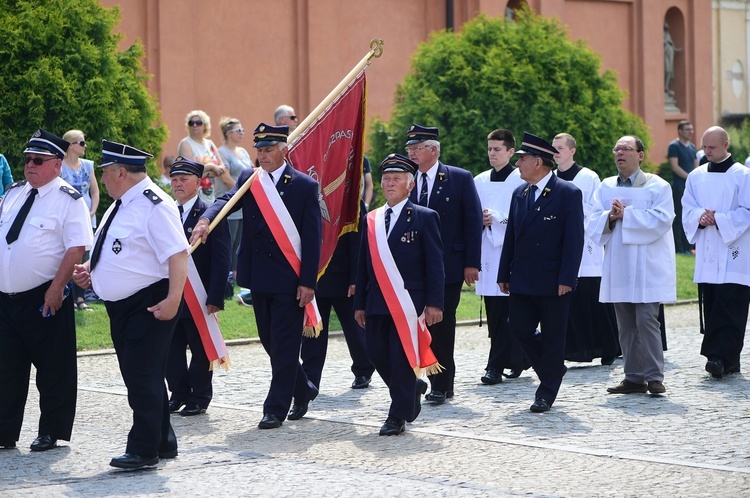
left=672, top=185, right=691, bottom=253
left=253, top=292, right=318, bottom=419
left=484, top=295, right=527, bottom=372
left=427, top=282, right=463, bottom=392
left=700, top=283, right=750, bottom=369
left=166, top=317, right=213, bottom=408
left=106, top=279, right=177, bottom=458
left=0, top=282, right=77, bottom=443
left=365, top=315, right=419, bottom=422
left=301, top=295, right=374, bottom=389
left=509, top=293, right=572, bottom=405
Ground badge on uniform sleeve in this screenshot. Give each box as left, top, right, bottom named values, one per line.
left=112, top=239, right=122, bottom=254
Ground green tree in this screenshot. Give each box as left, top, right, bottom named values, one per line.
left=0, top=0, right=167, bottom=213
left=370, top=10, right=650, bottom=187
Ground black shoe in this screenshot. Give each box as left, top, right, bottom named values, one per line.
left=425, top=390, right=447, bottom=404
left=530, top=398, right=551, bottom=413
left=258, top=413, right=282, bottom=429
left=351, top=375, right=371, bottom=389
left=158, top=448, right=178, bottom=459
left=287, top=401, right=309, bottom=421
left=0, top=441, right=16, bottom=449
left=481, top=369, right=503, bottom=385
left=601, top=356, right=616, bottom=366
left=503, top=369, right=522, bottom=379
left=30, top=435, right=57, bottom=452
left=379, top=417, right=406, bottom=436
left=168, top=400, right=186, bottom=413
left=110, top=453, right=159, bottom=470
left=414, top=379, right=428, bottom=419
left=706, top=359, right=725, bottom=379
left=179, top=404, right=206, bottom=416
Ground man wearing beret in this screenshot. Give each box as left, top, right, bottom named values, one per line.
left=166, top=157, right=231, bottom=416
left=498, top=132, right=584, bottom=413
left=355, top=154, right=444, bottom=435
left=73, top=140, right=188, bottom=469
left=0, top=129, right=93, bottom=451
left=192, top=123, right=321, bottom=430
left=406, top=124, right=483, bottom=405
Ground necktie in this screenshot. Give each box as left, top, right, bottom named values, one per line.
left=178, top=204, right=184, bottom=220
left=526, top=184, right=538, bottom=212
left=90, top=199, right=122, bottom=270
left=385, top=207, right=393, bottom=235
left=5, top=188, right=37, bottom=244
left=418, top=173, right=428, bottom=206
left=269, top=172, right=274, bottom=183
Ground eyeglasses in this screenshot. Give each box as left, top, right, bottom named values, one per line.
left=188, top=120, right=204, bottom=127
left=612, top=146, right=638, bottom=154
left=229, top=128, right=245, bottom=134
left=77, top=140, right=86, bottom=146
left=24, top=156, right=57, bottom=165
left=405, top=145, right=432, bottom=153
left=286, top=115, right=297, bottom=120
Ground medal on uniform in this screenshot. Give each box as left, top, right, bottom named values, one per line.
left=112, top=239, right=122, bottom=254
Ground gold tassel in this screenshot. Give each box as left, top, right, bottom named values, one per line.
left=302, top=320, right=323, bottom=338
left=209, top=355, right=231, bottom=372
left=421, top=362, right=444, bottom=377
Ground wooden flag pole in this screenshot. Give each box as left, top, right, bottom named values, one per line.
left=189, top=39, right=384, bottom=254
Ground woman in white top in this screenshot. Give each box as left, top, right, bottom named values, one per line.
left=61, top=129, right=100, bottom=311
left=177, top=110, right=232, bottom=204
left=217, top=117, right=251, bottom=275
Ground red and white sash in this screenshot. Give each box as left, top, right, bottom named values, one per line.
left=184, top=255, right=230, bottom=370
left=367, top=208, right=442, bottom=376
left=250, top=168, right=322, bottom=337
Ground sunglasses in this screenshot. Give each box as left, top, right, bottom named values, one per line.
left=229, top=128, right=245, bottom=134
left=24, top=156, right=57, bottom=165
left=286, top=115, right=297, bottom=120
left=77, top=140, right=86, bottom=146
left=188, top=120, right=204, bottom=127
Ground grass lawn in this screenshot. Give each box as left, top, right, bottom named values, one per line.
left=75, top=254, right=698, bottom=351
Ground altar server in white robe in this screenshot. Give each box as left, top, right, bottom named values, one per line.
left=474, top=129, right=527, bottom=385
left=586, top=135, right=676, bottom=395
left=552, top=133, right=619, bottom=365
left=682, top=126, right=750, bottom=379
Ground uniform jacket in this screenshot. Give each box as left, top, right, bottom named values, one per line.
left=203, top=163, right=322, bottom=293
left=497, top=173, right=584, bottom=296
left=354, top=201, right=445, bottom=316
left=179, top=196, right=231, bottom=319
left=409, top=162, right=482, bottom=284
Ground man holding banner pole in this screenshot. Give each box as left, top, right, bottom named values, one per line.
left=191, top=123, right=321, bottom=430
left=166, top=157, right=231, bottom=416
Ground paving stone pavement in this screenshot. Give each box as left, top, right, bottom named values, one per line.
left=1, top=303, right=750, bottom=497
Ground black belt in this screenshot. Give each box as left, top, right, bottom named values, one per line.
left=0, top=281, right=52, bottom=300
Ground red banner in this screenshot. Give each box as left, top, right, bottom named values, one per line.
left=287, top=72, right=366, bottom=277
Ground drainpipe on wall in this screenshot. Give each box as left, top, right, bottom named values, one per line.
left=446, top=0, right=454, bottom=31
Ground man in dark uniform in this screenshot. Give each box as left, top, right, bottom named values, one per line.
left=0, top=130, right=93, bottom=451
left=498, top=132, right=584, bottom=413
left=300, top=208, right=375, bottom=393
left=166, top=157, right=231, bottom=416
left=406, top=124, right=483, bottom=405
left=73, top=140, right=188, bottom=469
left=354, top=154, right=444, bottom=435
left=191, top=123, right=321, bottom=430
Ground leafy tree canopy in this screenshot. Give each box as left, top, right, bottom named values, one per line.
left=0, top=0, right=167, bottom=213
left=370, top=10, right=651, bottom=185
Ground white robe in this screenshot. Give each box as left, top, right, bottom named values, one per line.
left=682, top=163, right=750, bottom=285
left=556, top=166, right=605, bottom=277
left=474, top=168, right=524, bottom=296
left=586, top=173, right=676, bottom=303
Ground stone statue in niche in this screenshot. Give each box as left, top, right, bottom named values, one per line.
left=664, top=22, right=682, bottom=112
